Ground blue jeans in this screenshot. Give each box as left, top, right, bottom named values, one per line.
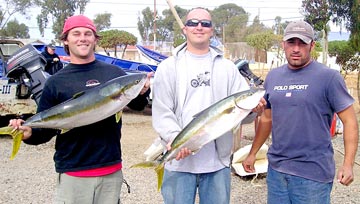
left=267, top=166, right=333, bottom=204
left=161, top=167, right=231, bottom=204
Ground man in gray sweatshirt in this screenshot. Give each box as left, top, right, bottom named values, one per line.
left=152, top=7, right=265, bottom=204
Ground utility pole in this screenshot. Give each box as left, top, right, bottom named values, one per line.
left=153, top=0, right=157, bottom=51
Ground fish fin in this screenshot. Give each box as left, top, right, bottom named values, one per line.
left=115, top=111, right=123, bottom=123
left=72, top=91, right=85, bottom=99
left=0, top=126, right=24, bottom=160
left=191, top=149, right=201, bottom=155
left=193, top=106, right=234, bottom=118
left=0, top=126, right=15, bottom=136
left=11, top=130, right=24, bottom=160
left=192, top=103, right=218, bottom=118
left=223, top=106, right=235, bottom=114
left=130, top=161, right=158, bottom=168
left=131, top=161, right=164, bottom=191
left=192, top=109, right=206, bottom=118
left=60, top=129, right=70, bottom=134
left=155, top=163, right=165, bottom=192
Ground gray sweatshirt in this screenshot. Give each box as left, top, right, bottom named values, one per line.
left=152, top=43, right=255, bottom=171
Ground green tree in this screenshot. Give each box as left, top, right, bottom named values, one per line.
left=2, top=19, right=30, bottom=38
left=93, top=13, right=112, bottom=32
left=160, top=6, right=187, bottom=42
left=311, top=45, right=321, bottom=60
left=0, top=0, right=33, bottom=29
left=172, top=17, right=185, bottom=47
left=329, top=0, right=360, bottom=50
left=224, top=15, right=249, bottom=42
left=246, top=31, right=275, bottom=51
left=246, top=30, right=278, bottom=62
left=0, top=0, right=32, bottom=36
left=137, top=6, right=187, bottom=46
left=272, top=16, right=288, bottom=35
left=246, top=16, right=268, bottom=36
left=329, top=0, right=360, bottom=106
left=328, top=40, right=357, bottom=75
left=211, top=4, right=248, bottom=42
left=343, top=54, right=359, bottom=73
left=137, top=7, right=155, bottom=42
left=302, top=0, right=331, bottom=65
left=348, top=54, right=360, bottom=107
left=98, top=29, right=137, bottom=59
left=35, top=0, right=89, bottom=40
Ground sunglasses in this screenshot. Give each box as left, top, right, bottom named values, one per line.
left=185, top=19, right=212, bottom=28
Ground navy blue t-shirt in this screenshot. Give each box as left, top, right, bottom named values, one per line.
left=24, top=60, right=149, bottom=173
left=264, top=61, right=354, bottom=183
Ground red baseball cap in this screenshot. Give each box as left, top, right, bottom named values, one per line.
left=62, top=15, right=97, bottom=34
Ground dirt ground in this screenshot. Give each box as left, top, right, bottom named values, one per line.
left=0, top=110, right=359, bottom=204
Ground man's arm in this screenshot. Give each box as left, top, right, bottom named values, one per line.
left=336, top=105, right=359, bottom=186
left=127, top=72, right=152, bottom=111
left=242, top=108, right=272, bottom=173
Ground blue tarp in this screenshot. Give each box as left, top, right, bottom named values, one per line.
left=136, top=45, right=168, bottom=63
left=32, top=43, right=157, bottom=73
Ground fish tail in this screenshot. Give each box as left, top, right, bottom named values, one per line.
left=130, top=160, right=164, bottom=191
left=0, top=126, right=23, bottom=160
left=155, top=163, right=165, bottom=192
left=130, top=161, right=158, bottom=168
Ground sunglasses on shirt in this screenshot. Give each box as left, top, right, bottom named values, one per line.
left=185, top=19, right=212, bottom=28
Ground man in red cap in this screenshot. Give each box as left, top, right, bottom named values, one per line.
left=9, top=15, right=152, bottom=204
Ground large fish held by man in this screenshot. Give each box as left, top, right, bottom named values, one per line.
left=0, top=73, right=147, bottom=159
left=131, top=88, right=265, bottom=191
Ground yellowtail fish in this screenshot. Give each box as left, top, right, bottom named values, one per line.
left=0, top=73, right=147, bottom=159
left=131, top=88, right=265, bottom=191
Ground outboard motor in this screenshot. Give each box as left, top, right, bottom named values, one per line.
left=5, top=44, right=48, bottom=104
left=234, top=59, right=264, bottom=86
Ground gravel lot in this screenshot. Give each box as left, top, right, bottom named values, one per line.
left=0, top=110, right=359, bottom=204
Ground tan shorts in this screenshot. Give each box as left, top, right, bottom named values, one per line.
left=54, top=170, right=123, bottom=204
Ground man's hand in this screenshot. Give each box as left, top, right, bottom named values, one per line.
left=166, top=142, right=192, bottom=161
left=8, top=119, right=32, bottom=140
left=241, top=154, right=257, bottom=173
left=337, top=164, right=354, bottom=186
left=140, top=72, right=154, bottom=95
left=252, top=97, right=266, bottom=114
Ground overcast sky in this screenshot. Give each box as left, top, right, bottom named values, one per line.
left=10, top=0, right=345, bottom=43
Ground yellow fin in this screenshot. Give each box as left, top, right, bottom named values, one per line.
left=72, top=91, right=85, bottom=99
left=0, top=126, right=24, bottom=160
left=155, top=164, right=165, bottom=192
left=131, top=161, right=164, bottom=191
left=0, top=126, right=15, bottom=136
left=11, top=130, right=24, bottom=160
left=60, top=129, right=70, bottom=134
left=116, top=111, right=123, bottom=123
left=130, top=161, right=158, bottom=168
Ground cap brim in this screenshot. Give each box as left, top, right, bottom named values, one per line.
left=283, top=34, right=312, bottom=44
